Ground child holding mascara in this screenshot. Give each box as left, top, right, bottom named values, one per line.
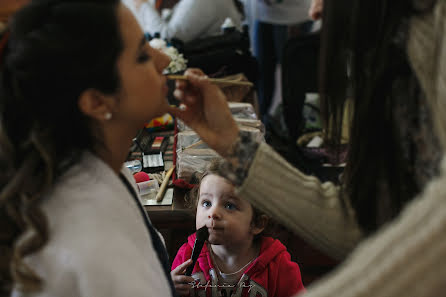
left=171, top=159, right=305, bottom=297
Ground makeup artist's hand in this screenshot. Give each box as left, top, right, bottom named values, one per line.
left=171, top=259, right=194, bottom=296
left=167, top=68, right=239, bottom=157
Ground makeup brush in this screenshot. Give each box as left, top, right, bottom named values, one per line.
left=185, top=225, right=209, bottom=276
left=166, top=74, right=254, bottom=87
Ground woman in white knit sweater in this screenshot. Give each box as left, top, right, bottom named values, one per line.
left=169, top=0, right=446, bottom=295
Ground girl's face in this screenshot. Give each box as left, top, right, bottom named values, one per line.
left=196, top=175, right=263, bottom=248
left=112, top=4, right=170, bottom=128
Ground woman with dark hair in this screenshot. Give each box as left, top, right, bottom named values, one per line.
left=0, top=0, right=177, bottom=296
left=170, top=0, right=446, bottom=294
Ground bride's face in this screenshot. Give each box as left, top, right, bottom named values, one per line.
left=111, top=3, right=171, bottom=127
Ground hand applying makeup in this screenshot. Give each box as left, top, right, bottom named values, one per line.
left=167, top=69, right=239, bottom=158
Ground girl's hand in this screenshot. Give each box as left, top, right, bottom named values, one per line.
left=167, top=69, right=239, bottom=157
left=170, top=259, right=195, bottom=296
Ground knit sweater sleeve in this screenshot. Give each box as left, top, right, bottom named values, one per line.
left=300, top=156, right=446, bottom=297
left=235, top=142, right=362, bottom=260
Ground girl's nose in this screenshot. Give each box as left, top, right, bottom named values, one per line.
left=208, top=207, right=221, bottom=220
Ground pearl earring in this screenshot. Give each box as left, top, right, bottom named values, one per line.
left=104, top=112, right=112, bottom=120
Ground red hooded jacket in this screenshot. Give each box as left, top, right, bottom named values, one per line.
left=172, top=233, right=305, bottom=297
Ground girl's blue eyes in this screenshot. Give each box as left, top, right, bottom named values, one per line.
left=225, top=203, right=236, bottom=210
left=201, top=201, right=237, bottom=210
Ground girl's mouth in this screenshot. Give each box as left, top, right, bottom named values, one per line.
left=208, top=227, right=224, bottom=233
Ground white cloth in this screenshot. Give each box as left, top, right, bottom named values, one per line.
left=124, top=0, right=243, bottom=43
left=12, top=152, right=171, bottom=297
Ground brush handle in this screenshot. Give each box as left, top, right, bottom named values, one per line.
left=185, top=239, right=205, bottom=276
left=166, top=74, right=254, bottom=87
left=155, top=166, right=174, bottom=202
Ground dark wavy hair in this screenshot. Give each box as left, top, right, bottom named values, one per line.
left=0, top=0, right=122, bottom=293
left=319, top=0, right=438, bottom=233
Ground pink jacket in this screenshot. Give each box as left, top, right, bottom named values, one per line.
left=172, top=234, right=305, bottom=297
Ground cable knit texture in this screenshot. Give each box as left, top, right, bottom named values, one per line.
left=237, top=142, right=362, bottom=260
left=302, top=156, right=446, bottom=297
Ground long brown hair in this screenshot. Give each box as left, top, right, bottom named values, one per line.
left=319, top=0, right=438, bottom=233
left=0, top=0, right=123, bottom=293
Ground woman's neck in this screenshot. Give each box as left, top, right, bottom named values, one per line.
left=210, top=241, right=259, bottom=274
left=95, top=124, right=135, bottom=174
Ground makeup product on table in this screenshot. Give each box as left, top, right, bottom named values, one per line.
left=185, top=225, right=209, bottom=276
left=133, top=171, right=150, bottom=183
left=162, top=136, right=174, bottom=171
left=143, top=153, right=164, bottom=173
left=137, top=179, right=159, bottom=196
left=133, top=129, right=152, bottom=153
left=124, top=160, right=142, bottom=174
left=147, top=136, right=169, bottom=154
left=152, top=136, right=164, bottom=150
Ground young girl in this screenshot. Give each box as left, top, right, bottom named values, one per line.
left=171, top=159, right=305, bottom=297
